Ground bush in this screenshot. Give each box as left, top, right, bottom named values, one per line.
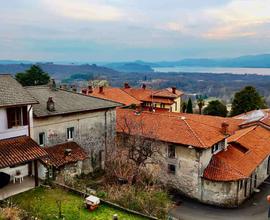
left=0, top=207, right=28, bottom=220
left=100, top=185, right=171, bottom=219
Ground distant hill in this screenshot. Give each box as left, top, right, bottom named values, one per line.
left=105, top=62, right=154, bottom=72
left=0, top=63, right=119, bottom=80
left=146, top=54, right=270, bottom=68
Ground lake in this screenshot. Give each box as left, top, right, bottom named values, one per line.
left=153, top=66, right=270, bottom=75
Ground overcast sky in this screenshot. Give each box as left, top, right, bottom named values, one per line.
left=1, top=0, right=270, bottom=62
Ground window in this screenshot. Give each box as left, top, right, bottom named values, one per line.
left=6, top=106, right=28, bottom=128
left=168, top=164, right=176, bottom=175
left=175, top=103, right=177, bottom=111
left=39, top=132, right=45, bottom=146
left=67, top=127, right=74, bottom=140
left=168, top=145, right=176, bottom=158
left=211, top=144, right=219, bottom=154
left=254, top=174, right=257, bottom=188
left=160, top=103, right=165, bottom=108
left=239, top=180, right=243, bottom=190
left=244, top=180, right=248, bottom=197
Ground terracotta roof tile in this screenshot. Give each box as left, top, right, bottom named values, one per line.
left=89, top=87, right=141, bottom=106
left=116, top=109, right=242, bottom=148
left=204, top=126, right=270, bottom=181
left=0, top=136, right=47, bottom=168
left=41, top=142, right=88, bottom=168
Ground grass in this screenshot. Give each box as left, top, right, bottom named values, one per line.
left=10, top=187, right=148, bottom=220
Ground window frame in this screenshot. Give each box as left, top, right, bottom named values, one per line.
left=167, top=164, right=176, bottom=175
left=168, top=145, right=176, bottom=159
left=67, top=127, right=75, bottom=140
left=38, top=132, right=45, bottom=147
left=6, top=106, right=28, bottom=128
left=211, top=144, right=219, bottom=154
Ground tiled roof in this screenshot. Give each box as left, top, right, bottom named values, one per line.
left=41, top=142, right=88, bottom=168
left=204, top=125, right=270, bottom=181
left=153, top=88, right=183, bottom=98
left=0, top=75, right=38, bottom=107
left=0, top=136, right=47, bottom=168
left=116, top=109, right=243, bottom=148
left=122, top=87, right=182, bottom=104
left=89, top=87, right=141, bottom=106
left=26, top=86, right=121, bottom=117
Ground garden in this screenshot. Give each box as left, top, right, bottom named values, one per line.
left=1, top=187, right=148, bottom=220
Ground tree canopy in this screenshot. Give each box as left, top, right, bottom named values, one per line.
left=15, top=65, right=50, bottom=86
left=230, top=86, right=267, bottom=116
left=203, top=100, right=228, bottom=117
left=186, top=98, right=193, bottom=114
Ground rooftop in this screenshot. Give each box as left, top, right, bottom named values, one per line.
left=41, top=141, right=88, bottom=168
left=204, top=125, right=270, bottom=181
left=26, top=86, right=121, bottom=118
left=116, top=109, right=243, bottom=148
left=0, top=75, right=38, bottom=108
left=0, top=135, right=47, bottom=169
left=89, top=87, right=141, bottom=106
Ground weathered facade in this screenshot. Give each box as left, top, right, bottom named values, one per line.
left=117, top=108, right=270, bottom=207
left=26, top=85, right=120, bottom=177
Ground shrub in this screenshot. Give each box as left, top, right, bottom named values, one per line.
left=0, top=207, right=28, bottom=220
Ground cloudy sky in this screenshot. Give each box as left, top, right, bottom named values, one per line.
left=1, top=0, right=270, bottom=62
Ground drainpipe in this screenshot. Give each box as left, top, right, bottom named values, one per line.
left=104, top=109, right=108, bottom=162
left=27, top=105, right=33, bottom=137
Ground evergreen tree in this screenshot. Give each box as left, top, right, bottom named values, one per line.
left=203, top=100, right=228, bottom=117
left=181, top=101, right=187, bottom=113
left=196, top=95, right=205, bottom=114
left=15, top=65, right=50, bottom=86
left=186, top=98, right=193, bottom=113
left=230, top=86, right=267, bottom=116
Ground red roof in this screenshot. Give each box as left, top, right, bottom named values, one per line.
left=0, top=136, right=47, bottom=168
left=122, top=87, right=182, bottom=104
left=89, top=87, right=141, bottom=106
left=204, top=125, right=270, bottom=181
left=41, top=142, right=88, bottom=168
left=116, top=109, right=242, bottom=148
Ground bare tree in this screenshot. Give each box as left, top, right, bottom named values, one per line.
left=116, top=112, right=160, bottom=184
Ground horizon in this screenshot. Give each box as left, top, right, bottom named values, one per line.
left=1, top=0, right=270, bottom=62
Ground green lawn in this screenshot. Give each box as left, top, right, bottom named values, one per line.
left=10, top=187, right=148, bottom=220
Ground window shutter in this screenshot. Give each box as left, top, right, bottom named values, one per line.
left=22, top=106, right=28, bottom=126
left=6, top=108, right=13, bottom=129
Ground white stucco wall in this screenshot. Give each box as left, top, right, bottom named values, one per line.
left=0, top=106, right=31, bottom=140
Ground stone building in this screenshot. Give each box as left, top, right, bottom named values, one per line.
left=85, top=83, right=183, bottom=113
left=116, top=108, right=270, bottom=207
left=26, top=85, right=121, bottom=177
left=0, top=75, right=47, bottom=199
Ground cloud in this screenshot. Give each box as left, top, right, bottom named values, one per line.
left=203, top=0, right=270, bottom=39
left=43, top=0, right=124, bottom=21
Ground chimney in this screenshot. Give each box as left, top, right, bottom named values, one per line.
left=221, top=122, right=229, bottom=135
left=64, top=148, right=72, bottom=156
left=124, top=82, right=130, bottom=89
left=142, top=84, right=146, bottom=90
left=88, top=85, right=93, bottom=93
left=172, top=87, right=176, bottom=94
left=47, top=97, right=55, bottom=112
left=99, top=86, right=104, bottom=93
left=81, top=89, right=87, bottom=95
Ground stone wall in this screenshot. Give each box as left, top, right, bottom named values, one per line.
left=31, top=108, right=116, bottom=172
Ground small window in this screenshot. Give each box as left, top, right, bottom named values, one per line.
left=244, top=180, right=248, bottom=197
left=39, top=132, right=45, bottom=146
left=175, top=103, right=177, bottom=111
left=211, top=144, right=219, bottom=154
left=6, top=106, right=28, bottom=128
left=239, top=180, right=243, bottom=190
left=160, top=103, right=165, bottom=108
left=254, top=174, right=257, bottom=188
left=168, top=164, right=176, bottom=175
left=67, top=127, right=74, bottom=140
left=168, top=145, right=176, bottom=158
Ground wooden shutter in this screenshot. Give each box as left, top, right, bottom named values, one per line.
left=22, top=106, right=28, bottom=126
left=6, top=108, right=13, bottom=129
